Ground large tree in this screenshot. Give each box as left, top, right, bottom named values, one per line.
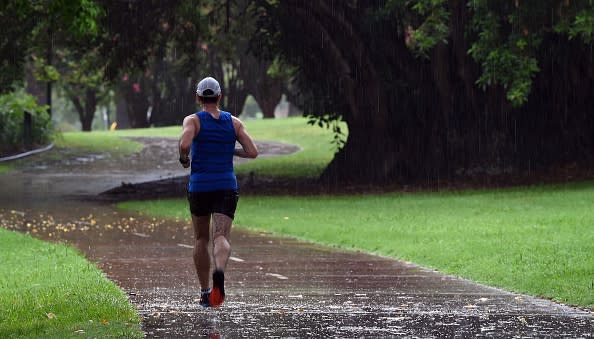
left=53, top=32, right=113, bottom=131
left=256, top=0, right=594, bottom=186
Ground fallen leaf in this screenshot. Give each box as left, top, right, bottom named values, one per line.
left=10, top=210, right=25, bottom=216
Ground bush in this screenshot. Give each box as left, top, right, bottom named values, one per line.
left=0, top=90, right=53, bottom=156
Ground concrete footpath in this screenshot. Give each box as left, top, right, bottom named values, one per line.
left=0, top=137, right=591, bottom=338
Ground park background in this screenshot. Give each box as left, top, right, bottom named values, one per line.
left=1, top=1, right=593, bottom=337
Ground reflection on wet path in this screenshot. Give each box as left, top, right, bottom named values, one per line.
left=0, top=139, right=591, bottom=337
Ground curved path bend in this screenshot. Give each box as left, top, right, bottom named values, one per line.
left=0, top=137, right=591, bottom=338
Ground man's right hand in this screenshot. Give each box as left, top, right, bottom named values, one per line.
left=179, top=156, right=190, bottom=168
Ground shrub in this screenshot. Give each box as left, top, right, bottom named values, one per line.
left=0, top=89, right=53, bottom=155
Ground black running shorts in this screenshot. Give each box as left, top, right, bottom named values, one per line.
left=187, top=190, right=239, bottom=219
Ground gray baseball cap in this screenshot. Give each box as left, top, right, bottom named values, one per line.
left=196, top=77, right=221, bottom=97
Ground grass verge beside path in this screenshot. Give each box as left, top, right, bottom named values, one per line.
left=0, top=228, right=142, bottom=338
left=0, top=163, right=10, bottom=174
left=231, top=118, right=344, bottom=178
left=118, top=183, right=594, bottom=309
left=54, top=130, right=145, bottom=155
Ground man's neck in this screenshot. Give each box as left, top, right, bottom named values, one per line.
left=202, top=105, right=220, bottom=118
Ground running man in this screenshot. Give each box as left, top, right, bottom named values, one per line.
left=178, top=76, right=258, bottom=307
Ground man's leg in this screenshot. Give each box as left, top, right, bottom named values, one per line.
left=212, top=213, right=233, bottom=270
left=209, top=213, right=232, bottom=307
left=192, top=214, right=211, bottom=290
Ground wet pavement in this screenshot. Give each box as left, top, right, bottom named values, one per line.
left=0, top=137, right=592, bottom=338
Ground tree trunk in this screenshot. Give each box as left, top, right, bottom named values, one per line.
left=321, top=127, right=403, bottom=186
left=224, top=62, right=249, bottom=116
left=46, top=18, right=53, bottom=117
left=115, top=97, right=131, bottom=129
left=222, top=56, right=253, bottom=116
left=81, top=89, right=96, bottom=131
left=242, top=53, right=282, bottom=118
left=71, top=89, right=96, bottom=131
left=126, top=94, right=150, bottom=128
left=252, top=77, right=281, bottom=118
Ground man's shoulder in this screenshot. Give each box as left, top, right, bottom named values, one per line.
left=230, top=114, right=243, bottom=127
left=189, top=111, right=204, bottom=119
left=183, top=113, right=200, bottom=126
left=221, top=111, right=234, bottom=119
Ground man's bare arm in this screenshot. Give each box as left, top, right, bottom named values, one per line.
left=233, top=117, right=258, bottom=159
left=179, top=115, right=198, bottom=167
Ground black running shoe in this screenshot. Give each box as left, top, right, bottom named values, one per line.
left=209, top=270, right=225, bottom=307
left=199, top=288, right=211, bottom=307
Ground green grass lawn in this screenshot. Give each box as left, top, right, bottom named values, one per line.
left=54, top=130, right=145, bottom=155
left=0, top=228, right=142, bottom=338
left=231, top=118, right=344, bottom=178
left=119, top=183, right=594, bottom=309
left=0, top=163, right=11, bottom=174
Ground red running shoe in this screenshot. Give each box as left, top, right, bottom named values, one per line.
left=209, top=270, right=225, bottom=307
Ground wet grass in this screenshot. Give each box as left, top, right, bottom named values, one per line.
left=231, top=117, right=344, bottom=178
left=54, top=131, right=144, bottom=155
left=0, top=163, right=11, bottom=174
left=234, top=184, right=594, bottom=309
left=0, top=228, right=142, bottom=338
left=119, top=183, right=594, bottom=309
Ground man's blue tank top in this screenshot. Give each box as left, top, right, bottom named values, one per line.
left=188, top=111, right=238, bottom=192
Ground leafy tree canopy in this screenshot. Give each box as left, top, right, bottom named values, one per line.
left=253, top=0, right=594, bottom=185
left=0, top=0, right=103, bottom=91
left=397, top=0, right=594, bottom=106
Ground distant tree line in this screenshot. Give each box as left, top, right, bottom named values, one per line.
left=0, top=0, right=284, bottom=133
